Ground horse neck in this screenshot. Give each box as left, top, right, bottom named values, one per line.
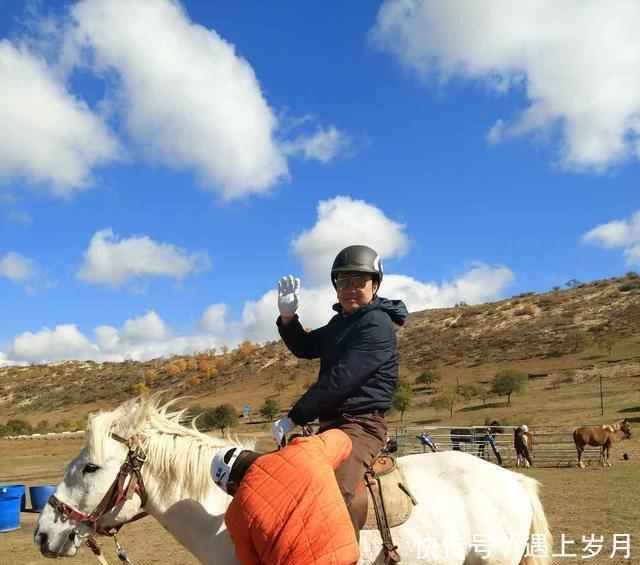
left=139, top=434, right=236, bottom=564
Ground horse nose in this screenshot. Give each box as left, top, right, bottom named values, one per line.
left=38, top=532, right=48, bottom=548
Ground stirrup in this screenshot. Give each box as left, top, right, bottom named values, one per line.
left=364, top=468, right=401, bottom=563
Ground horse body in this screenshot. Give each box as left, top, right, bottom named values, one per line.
left=450, top=421, right=502, bottom=460
left=573, top=419, right=631, bottom=468
left=35, top=398, right=551, bottom=565
left=514, top=430, right=533, bottom=468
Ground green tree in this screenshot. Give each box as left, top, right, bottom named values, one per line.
left=431, top=388, right=457, bottom=420
left=415, top=371, right=440, bottom=388
left=391, top=381, right=414, bottom=421
left=259, top=398, right=281, bottom=422
left=490, top=369, right=528, bottom=406
left=203, top=404, right=238, bottom=434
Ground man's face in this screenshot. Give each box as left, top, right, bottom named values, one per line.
left=335, top=271, right=379, bottom=313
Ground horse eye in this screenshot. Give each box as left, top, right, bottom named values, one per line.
left=82, top=463, right=100, bottom=474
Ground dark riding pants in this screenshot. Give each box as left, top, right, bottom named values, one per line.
left=319, top=414, right=387, bottom=538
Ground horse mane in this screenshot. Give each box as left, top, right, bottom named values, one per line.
left=86, top=394, right=254, bottom=501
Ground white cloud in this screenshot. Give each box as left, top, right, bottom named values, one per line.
left=583, top=211, right=640, bottom=265
left=7, top=210, right=33, bottom=225
left=6, top=311, right=218, bottom=364
left=371, top=0, right=640, bottom=170
left=9, top=324, right=96, bottom=363
left=199, top=304, right=228, bottom=334
left=383, top=265, right=514, bottom=311
left=0, top=261, right=515, bottom=364
left=77, top=228, right=210, bottom=287
left=0, top=252, right=37, bottom=282
left=69, top=0, right=288, bottom=200
left=121, top=311, right=167, bottom=343
left=0, top=40, right=119, bottom=195
left=283, top=126, right=352, bottom=163
left=291, top=196, right=410, bottom=285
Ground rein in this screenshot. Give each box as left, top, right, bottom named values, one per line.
left=47, top=433, right=149, bottom=562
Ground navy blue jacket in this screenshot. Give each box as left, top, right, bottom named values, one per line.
left=277, top=297, right=408, bottom=425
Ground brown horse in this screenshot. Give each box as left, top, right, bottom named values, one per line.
left=573, top=419, right=631, bottom=468
left=514, top=428, right=533, bottom=467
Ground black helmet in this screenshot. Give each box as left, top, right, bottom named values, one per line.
left=331, top=245, right=383, bottom=288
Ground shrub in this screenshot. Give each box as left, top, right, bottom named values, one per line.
left=259, top=398, right=281, bottom=421
left=145, top=369, right=157, bottom=384
left=132, top=381, right=148, bottom=396
left=514, top=304, right=535, bottom=316
left=458, top=383, right=481, bottom=400
left=6, top=419, right=32, bottom=435
left=619, top=281, right=640, bottom=292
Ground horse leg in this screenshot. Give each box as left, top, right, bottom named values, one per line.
left=606, top=444, right=612, bottom=467
left=577, top=446, right=585, bottom=468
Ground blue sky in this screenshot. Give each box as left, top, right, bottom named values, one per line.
left=1, top=0, right=639, bottom=365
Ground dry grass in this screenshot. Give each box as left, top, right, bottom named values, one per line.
left=1, top=438, right=639, bottom=564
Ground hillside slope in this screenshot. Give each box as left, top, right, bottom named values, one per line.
left=1, top=274, right=639, bottom=427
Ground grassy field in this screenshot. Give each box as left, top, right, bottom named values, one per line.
left=1, top=437, right=638, bottom=565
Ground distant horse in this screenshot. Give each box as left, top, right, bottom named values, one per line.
left=573, top=419, right=631, bottom=468
left=514, top=426, right=533, bottom=467
left=35, top=397, right=553, bottom=564
left=451, top=421, right=503, bottom=460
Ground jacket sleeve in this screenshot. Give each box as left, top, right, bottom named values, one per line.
left=277, top=314, right=325, bottom=359
left=288, top=312, right=394, bottom=425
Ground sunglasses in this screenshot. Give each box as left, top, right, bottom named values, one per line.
left=336, top=275, right=371, bottom=290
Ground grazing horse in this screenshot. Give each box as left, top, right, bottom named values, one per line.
left=450, top=421, right=503, bottom=460
left=514, top=427, right=533, bottom=468
left=35, top=396, right=552, bottom=564
left=573, top=419, right=631, bottom=468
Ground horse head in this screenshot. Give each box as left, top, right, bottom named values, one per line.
left=34, top=394, right=245, bottom=562
left=34, top=400, right=147, bottom=557
left=487, top=420, right=504, bottom=435
left=620, top=419, right=632, bottom=438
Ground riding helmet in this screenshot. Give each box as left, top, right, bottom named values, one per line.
left=331, top=245, right=383, bottom=288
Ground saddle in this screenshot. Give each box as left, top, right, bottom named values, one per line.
left=356, top=455, right=418, bottom=564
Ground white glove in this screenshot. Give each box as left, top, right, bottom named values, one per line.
left=277, top=275, right=300, bottom=317
left=270, top=417, right=295, bottom=447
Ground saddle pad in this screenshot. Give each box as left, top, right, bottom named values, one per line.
left=363, top=456, right=414, bottom=530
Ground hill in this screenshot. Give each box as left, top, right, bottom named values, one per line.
left=1, top=274, right=639, bottom=429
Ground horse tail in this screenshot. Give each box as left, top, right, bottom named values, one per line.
left=518, top=476, right=553, bottom=565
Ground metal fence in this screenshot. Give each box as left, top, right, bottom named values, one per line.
left=390, top=425, right=638, bottom=468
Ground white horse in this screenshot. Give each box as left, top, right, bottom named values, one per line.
left=35, top=396, right=552, bottom=564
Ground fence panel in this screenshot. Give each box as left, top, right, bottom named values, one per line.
left=391, top=424, right=637, bottom=468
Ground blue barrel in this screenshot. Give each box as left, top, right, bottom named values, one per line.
left=0, top=496, right=21, bottom=532
left=29, top=486, right=56, bottom=512
left=0, top=485, right=26, bottom=512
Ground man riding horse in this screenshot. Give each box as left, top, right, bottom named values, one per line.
left=272, top=245, right=407, bottom=540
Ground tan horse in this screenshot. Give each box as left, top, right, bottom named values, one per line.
left=514, top=429, right=533, bottom=467
left=573, top=419, right=631, bottom=468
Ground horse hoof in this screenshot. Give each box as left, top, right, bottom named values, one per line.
left=579, top=462, right=585, bottom=468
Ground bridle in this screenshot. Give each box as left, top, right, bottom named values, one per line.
left=47, top=433, right=148, bottom=538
